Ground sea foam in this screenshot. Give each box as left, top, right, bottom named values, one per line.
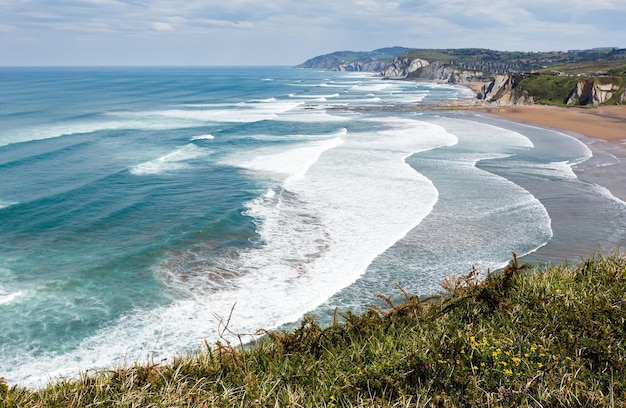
left=130, top=144, right=210, bottom=176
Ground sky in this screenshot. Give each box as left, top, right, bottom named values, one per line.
left=0, top=0, right=625, bottom=66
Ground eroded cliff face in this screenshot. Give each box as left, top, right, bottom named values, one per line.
left=476, top=75, right=534, bottom=105
left=566, top=80, right=624, bottom=106
left=382, top=57, right=429, bottom=78
left=330, top=60, right=389, bottom=72
left=381, top=58, right=483, bottom=84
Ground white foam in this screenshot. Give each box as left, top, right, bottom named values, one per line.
left=130, top=144, right=210, bottom=176
left=191, top=134, right=215, bottom=141
left=273, top=111, right=352, bottom=123
left=2, top=117, right=460, bottom=388
left=234, top=137, right=344, bottom=187
left=350, top=83, right=395, bottom=92
left=591, top=183, right=626, bottom=207
left=0, top=290, right=22, bottom=305
left=288, top=93, right=341, bottom=99
left=0, top=200, right=18, bottom=209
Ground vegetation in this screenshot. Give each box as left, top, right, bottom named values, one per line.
left=403, top=47, right=626, bottom=74
left=515, top=74, right=581, bottom=105
left=3, top=252, right=626, bottom=407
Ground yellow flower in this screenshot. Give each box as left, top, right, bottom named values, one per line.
left=473, top=365, right=479, bottom=370
left=530, top=346, right=537, bottom=352
left=537, top=362, right=543, bottom=368
left=512, top=357, right=521, bottom=366
left=504, top=368, right=513, bottom=375
left=501, top=361, right=508, bottom=367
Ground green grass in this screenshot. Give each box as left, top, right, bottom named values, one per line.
left=515, top=75, right=581, bottom=106
left=3, top=252, right=626, bottom=407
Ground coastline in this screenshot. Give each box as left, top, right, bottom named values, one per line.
left=476, top=104, right=626, bottom=204
left=482, top=105, right=626, bottom=144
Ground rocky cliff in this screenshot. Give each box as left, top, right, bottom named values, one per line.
left=380, top=57, right=484, bottom=84
left=406, top=61, right=484, bottom=83
left=476, top=75, right=533, bottom=105
left=566, top=80, right=624, bottom=106
left=381, top=57, right=429, bottom=78
left=330, top=60, right=389, bottom=72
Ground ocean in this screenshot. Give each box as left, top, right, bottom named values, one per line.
left=1, top=67, right=625, bottom=386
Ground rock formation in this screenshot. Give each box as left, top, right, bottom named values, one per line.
left=382, top=57, right=429, bottom=78
left=476, top=75, right=533, bottom=105
left=566, top=80, right=623, bottom=105
left=330, top=60, right=389, bottom=72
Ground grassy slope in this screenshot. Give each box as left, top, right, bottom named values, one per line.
left=3, top=253, right=625, bottom=407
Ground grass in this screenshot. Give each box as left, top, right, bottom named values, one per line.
left=515, top=75, right=581, bottom=106
left=2, top=252, right=626, bottom=407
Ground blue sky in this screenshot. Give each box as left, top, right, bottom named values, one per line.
left=1, top=0, right=624, bottom=66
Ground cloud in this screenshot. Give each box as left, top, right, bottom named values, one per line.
left=0, top=0, right=624, bottom=65
left=152, top=22, right=174, bottom=31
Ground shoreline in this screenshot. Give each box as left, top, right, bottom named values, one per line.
left=477, top=104, right=626, bottom=144
left=467, top=104, right=626, bottom=203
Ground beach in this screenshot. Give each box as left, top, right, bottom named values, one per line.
left=482, top=105, right=626, bottom=204
left=486, top=105, right=626, bottom=144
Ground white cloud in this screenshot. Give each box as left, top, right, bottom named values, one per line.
left=151, top=22, right=174, bottom=31
left=0, top=0, right=623, bottom=65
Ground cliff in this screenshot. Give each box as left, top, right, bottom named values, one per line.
left=476, top=75, right=534, bottom=105
left=381, top=57, right=429, bottom=78
left=566, top=79, right=625, bottom=106
left=476, top=74, right=626, bottom=106
left=404, top=61, right=484, bottom=83
left=297, top=48, right=626, bottom=106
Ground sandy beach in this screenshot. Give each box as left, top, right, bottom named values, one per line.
left=478, top=105, right=626, bottom=144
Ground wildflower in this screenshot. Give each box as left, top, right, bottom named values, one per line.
left=504, top=368, right=513, bottom=375
left=537, top=362, right=543, bottom=368
left=512, top=357, right=521, bottom=366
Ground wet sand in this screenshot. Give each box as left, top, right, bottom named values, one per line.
left=485, top=105, right=626, bottom=144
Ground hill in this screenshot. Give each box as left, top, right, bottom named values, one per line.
left=295, top=46, right=411, bottom=70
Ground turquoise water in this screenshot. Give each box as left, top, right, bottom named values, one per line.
left=0, top=67, right=624, bottom=386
